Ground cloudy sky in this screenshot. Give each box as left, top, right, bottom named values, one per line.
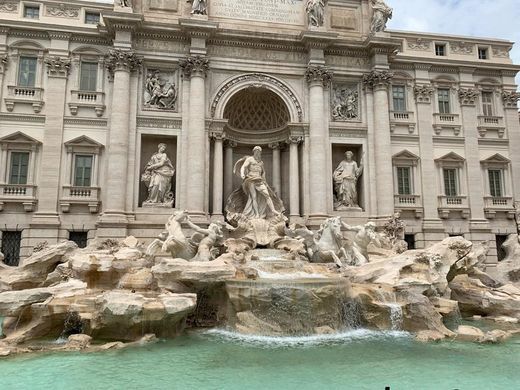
left=93, top=1, right=519, bottom=83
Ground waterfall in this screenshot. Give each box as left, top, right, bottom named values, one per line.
left=387, top=303, right=403, bottom=330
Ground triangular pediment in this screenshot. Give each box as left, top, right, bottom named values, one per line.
left=64, top=135, right=104, bottom=148
left=392, top=150, right=420, bottom=161
left=0, top=131, right=41, bottom=145
left=482, top=153, right=510, bottom=164
left=435, top=152, right=465, bottom=163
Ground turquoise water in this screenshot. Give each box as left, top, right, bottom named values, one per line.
left=1, top=329, right=519, bottom=390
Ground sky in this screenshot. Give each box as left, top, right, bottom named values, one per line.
left=92, top=0, right=519, bottom=84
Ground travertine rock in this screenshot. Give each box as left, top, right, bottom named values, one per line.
left=67, top=334, right=92, bottom=349
left=456, top=325, right=485, bottom=342
left=478, top=329, right=511, bottom=344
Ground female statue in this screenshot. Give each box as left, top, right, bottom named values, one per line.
left=305, top=0, right=325, bottom=28
left=370, top=0, right=393, bottom=33
left=141, top=143, right=175, bottom=206
left=333, top=150, right=363, bottom=209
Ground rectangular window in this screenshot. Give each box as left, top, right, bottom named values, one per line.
left=9, top=152, right=29, bottom=185
left=84, top=12, right=100, bottom=25
left=69, top=231, right=88, bottom=249
left=18, top=57, right=37, bottom=87
left=1, top=231, right=22, bottom=266
left=74, top=155, right=93, bottom=187
left=488, top=169, right=503, bottom=197
left=438, top=89, right=451, bottom=114
left=482, top=91, right=494, bottom=116
left=24, top=5, right=40, bottom=19
left=478, top=48, right=488, bottom=60
left=396, top=167, right=412, bottom=195
left=392, top=86, right=406, bottom=112
left=435, top=44, right=446, bottom=56
left=443, top=168, right=458, bottom=196
left=79, top=62, right=98, bottom=91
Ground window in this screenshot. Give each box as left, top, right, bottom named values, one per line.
left=79, top=62, right=98, bottom=91
left=392, top=86, right=406, bottom=112
left=481, top=91, right=493, bottom=116
left=24, top=5, right=40, bottom=19
left=9, top=152, right=29, bottom=185
left=18, top=57, right=37, bottom=87
left=488, top=169, right=503, bottom=197
left=404, top=234, right=416, bottom=250
left=496, top=235, right=508, bottom=261
left=438, top=88, right=451, bottom=114
left=74, top=155, right=93, bottom=187
left=85, top=12, right=100, bottom=25
left=435, top=44, right=446, bottom=56
left=1, top=231, right=22, bottom=266
left=443, top=168, right=458, bottom=196
left=478, top=48, right=488, bottom=60
left=69, top=231, right=88, bottom=248
left=396, top=167, right=412, bottom=195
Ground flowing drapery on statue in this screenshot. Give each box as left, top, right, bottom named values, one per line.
left=225, top=146, right=284, bottom=222
left=141, top=143, right=175, bottom=207
left=333, top=150, right=363, bottom=210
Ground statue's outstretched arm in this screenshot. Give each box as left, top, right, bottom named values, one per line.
left=186, top=219, right=209, bottom=235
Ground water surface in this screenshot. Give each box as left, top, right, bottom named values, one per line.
left=1, top=329, right=519, bottom=390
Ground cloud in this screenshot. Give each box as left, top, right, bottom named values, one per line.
left=387, top=0, right=520, bottom=85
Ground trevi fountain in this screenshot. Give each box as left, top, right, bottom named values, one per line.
left=0, top=0, right=520, bottom=389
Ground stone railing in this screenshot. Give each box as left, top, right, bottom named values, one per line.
left=391, top=111, right=415, bottom=122
left=478, top=116, right=504, bottom=127
left=438, top=195, right=469, bottom=219
left=433, top=113, right=460, bottom=124
left=483, top=196, right=515, bottom=219
left=394, top=194, right=423, bottom=218
left=0, top=184, right=37, bottom=211
left=5, top=85, right=44, bottom=113
left=60, top=185, right=100, bottom=213
left=69, top=90, right=106, bottom=117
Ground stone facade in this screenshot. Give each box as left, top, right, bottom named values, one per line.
left=0, top=0, right=519, bottom=267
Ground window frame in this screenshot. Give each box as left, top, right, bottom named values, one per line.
left=437, top=88, right=451, bottom=114
left=79, top=61, right=98, bottom=92
left=481, top=90, right=494, bottom=117
left=396, top=166, right=412, bottom=195
left=73, top=154, right=94, bottom=187
left=23, top=4, right=40, bottom=19
left=0, top=132, right=40, bottom=186
left=392, top=85, right=407, bottom=112
left=478, top=47, right=489, bottom=60
left=435, top=43, right=446, bottom=56
left=17, top=56, right=38, bottom=88
left=488, top=169, right=503, bottom=198
left=8, top=151, right=30, bottom=185
left=443, top=168, right=459, bottom=197
left=84, top=11, right=101, bottom=25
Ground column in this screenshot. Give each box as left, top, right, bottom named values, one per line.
left=178, top=74, right=191, bottom=209
left=503, top=91, right=520, bottom=200
left=288, top=136, right=302, bottom=218
left=363, top=70, right=394, bottom=218
left=269, top=142, right=281, bottom=195
left=0, top=145, right=7, bottom=183
left=32, top=55, right=70, bottom=225
left=180, top=56, right=209, bottom=216
left=306, top=65, right=332, bottom=220
left=100, top=50, right=141, bottom=222
left=364, top=86, right=378, bottom=216
left=211, top=132, right=224, bottom=217
left=224, top=140, right=236, bottom=202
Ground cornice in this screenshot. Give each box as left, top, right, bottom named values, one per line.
left=137, top=116, right=182, bottom=129
left=135, top=31, right=188, bottom=43
left=63, top=117, right=108, bottom=127
left=70, top=35, right=111, bottom=46
left=208, top=38, right=306, bottom=53
left=0, top=113, right=45, bottom=123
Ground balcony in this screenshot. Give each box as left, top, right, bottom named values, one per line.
left=0, top=184, right=37, bottom=211
left=394, top=194, right=423, bottom=218
left=390, top=111, right=416, bottom=134
left=438, top=195, right=470, bottom=219
left=484, top=196, right=515, bottom=219
left=477, top=116, right=505, bottom=138
left=69, top=90, right=106, bottom=117
left=60, top=185, right=100, bottom=213
left=433, top=113, right=461, bottom=135
left=5, top=86, right=44, bottom=113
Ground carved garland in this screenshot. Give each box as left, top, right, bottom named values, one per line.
left=502, top=91, right=520, bottom=108
left=105, top=49, right=142, bottom=75
left=0, top=1, right=18, bottom=13
left=210, top=73, right=304, bottom=122
left=458, top=88, right=479, bottom=105
left=46, top=4, right=80, bottom=18
left=179, top=56, right=209, bottom=78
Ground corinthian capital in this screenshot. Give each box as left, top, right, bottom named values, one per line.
left=502, top=90, right=520, bottom=109
left=458, top=88, right=479, bottom=106
left=45, top=56, right=71, bottom=77
left=414, top=84, right=434, bottom=103
left=305, top=65, right=333, bottom=87
left=362, top=70, right=393, bottom=89
left=105, top=49, right=142, bottom=75
left=179, top=56, right=209, bottom=78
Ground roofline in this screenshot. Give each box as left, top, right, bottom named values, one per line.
left=388, top=29, right=514, bottom=46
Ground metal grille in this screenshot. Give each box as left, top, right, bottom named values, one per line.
left=69, top=231, right=88, bottom=248
left=1, top=231, right=22, bottom=266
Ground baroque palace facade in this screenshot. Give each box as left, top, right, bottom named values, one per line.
left=0, top=0, right=519, bottom=268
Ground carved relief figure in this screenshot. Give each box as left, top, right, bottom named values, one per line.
left=333, top=151, right=363, bottom=210
left=141, top=143, right=175, bottom=207
left=332, top=85, right=359, bottom=121
left=370, top=0, right=392, bottom=33
left=226, top=146, right=284, bottom=221
left=305, top=0, right=325, bottom=28
left=144, top=70, right=177, bottom=110
left=188, top=0, right=207, bottom=15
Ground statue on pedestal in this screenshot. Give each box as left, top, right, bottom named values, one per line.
left=118, top=0, right=131, bottom=7
left=188, top=0, right=207, bottom=15
left=141, top=143, right=175, bottom=207
left=305, top=0, right=325, bottom=28
left=333, top=150, right=363, bottom=210
left=370, top=0, right=393, bottom=33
